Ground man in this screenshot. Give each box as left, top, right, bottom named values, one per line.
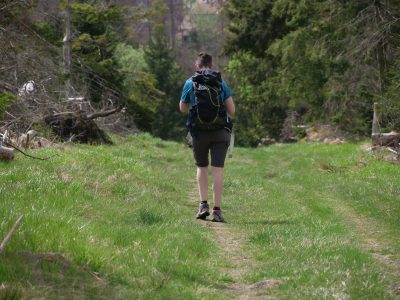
left=179, top=53, right=235, bottom=222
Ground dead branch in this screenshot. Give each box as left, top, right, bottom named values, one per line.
left=0, top=215, right=24, bottom=255
left=86, top=107, right=121, bottom=120
left=3, top=140, right=50, bottom=160
left=47, top=107, right=120, bottom=120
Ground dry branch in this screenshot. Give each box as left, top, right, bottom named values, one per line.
left=3, top=141, right=49, bottom=160
left=0, top=215, right=24, bottom=255
left=86, top=107, right=121, bottom=120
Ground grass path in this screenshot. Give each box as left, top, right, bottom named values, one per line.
left=190, top=184, right=284, bottom=299
left=221, top=143, right=400, bottom=299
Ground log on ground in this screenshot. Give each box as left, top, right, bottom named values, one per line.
left=371, top=132, right=400, bottom=147
left=0, top=145, right=14, bottom=160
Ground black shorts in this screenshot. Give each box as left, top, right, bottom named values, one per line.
left=192, top=129, right=231, bottom=168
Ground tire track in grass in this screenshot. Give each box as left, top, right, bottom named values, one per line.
left=189, top=185, right=284, bottom=299
left=328, top=196, right=400, bottom=297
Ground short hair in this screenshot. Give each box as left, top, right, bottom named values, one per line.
left=196, top=52, right=212, bottom=68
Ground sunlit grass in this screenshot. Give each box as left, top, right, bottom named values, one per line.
left=1, top=137, right=399, bottom=299
left=0, top=134, right=223, bottom=299
left=224, top=143, right=400, bottom=299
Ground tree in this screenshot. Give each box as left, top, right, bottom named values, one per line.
left=113, top=43, right=163, bottom=132
left=224, top=0, right=289, bottom=146
left=70, top=1, right=126, bottom=104
left=144, top=28, right=185, bottom=140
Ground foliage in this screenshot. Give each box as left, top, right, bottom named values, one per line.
left=144, top=28, right=186, bottom=140
left=0, top=92, right=16, bottom=119
left=33, top=20, right=63, bottom=46
left=0, top=0, right=37, bottom=26
left=114, top=43, right=163, bottom=132
left=71, top=1, right=126, bottom=103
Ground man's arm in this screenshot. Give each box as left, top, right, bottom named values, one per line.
left=224, top=97, right=235, bottom=117
left=179, top=101, right=189, bottom=113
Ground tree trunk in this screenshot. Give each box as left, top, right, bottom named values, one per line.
left=372, top=102, right=380, bottom=135
left=63, top=0, right=72, bottom=100
left=169, top=0, right=176, bottom=49
left=0, top=146, right=14, bottom=161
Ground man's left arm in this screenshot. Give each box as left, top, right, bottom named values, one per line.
left=179, top=80, right=191, bottom=113
left=222, top=81, right=235, bottom=117
left=180, top=101, right=189, bottom=113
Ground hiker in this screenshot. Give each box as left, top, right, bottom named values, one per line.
left=179, top=52, right=235, bottom=222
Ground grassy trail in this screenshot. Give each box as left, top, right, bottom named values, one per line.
left=1, top=135, right=400, bottom=299
left=222, top=143, right=400, bottom=299
left=190, top=183, right=284, bottom=299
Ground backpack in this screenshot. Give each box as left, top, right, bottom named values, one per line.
left=187, top=69, right=232, bottom=133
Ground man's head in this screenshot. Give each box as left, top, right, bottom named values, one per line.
left=195, top=52, right=212, bottom=70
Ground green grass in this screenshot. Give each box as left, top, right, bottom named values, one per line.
left=224, top=143, right=400, bottom=299
left=0, top=134, right=224, bottom=299
left=1, top=136, right=399, bottom=299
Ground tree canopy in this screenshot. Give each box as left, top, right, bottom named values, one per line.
left=225, top=0, right=400, bottom=146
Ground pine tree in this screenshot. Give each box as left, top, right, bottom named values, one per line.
left=144, top=28, right=185, bottom=140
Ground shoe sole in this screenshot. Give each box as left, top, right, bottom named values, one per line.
left=211, top=218, right=224, bottom=222
left=196, top=211, right=210, bottom=220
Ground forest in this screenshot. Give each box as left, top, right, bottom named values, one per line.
left=0, top=0, right=399, bottom=146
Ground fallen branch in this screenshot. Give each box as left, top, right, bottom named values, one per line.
left=0, top=215, right=24, bottom=255
left=3, top=141, right=50, bottom=160
left=48, top=107, right=121, bottom=120
left=387, top=147, right=399, bottom=155
left=86, top=107, right=121, bottom=120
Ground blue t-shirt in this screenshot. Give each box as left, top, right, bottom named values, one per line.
left=180, top=78, right=232, bottom=106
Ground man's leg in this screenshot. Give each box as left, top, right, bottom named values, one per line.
left=209, top=129, right=230, bottom=222
left=211, top=166, right=224, bottom=208
left=196, top=166, right=210, bottom=219
left=197, top=166, right=208, bottom=202
left=192, top=132, right=211, bottom=219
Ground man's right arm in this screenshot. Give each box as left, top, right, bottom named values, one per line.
left=224, top=96, right=235, bottom=117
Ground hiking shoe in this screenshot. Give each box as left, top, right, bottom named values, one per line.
left=211, top=209, right=224, bottom=222
left=196, top=202, right=210, bottom=220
